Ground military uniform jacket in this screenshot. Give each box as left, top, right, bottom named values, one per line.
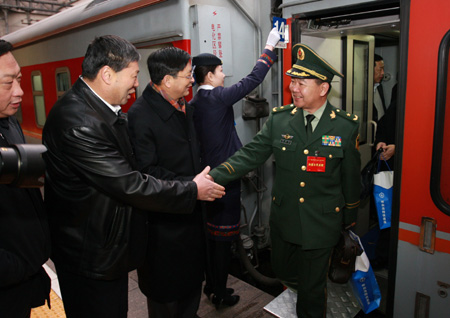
left=210, top=102, right=361, bottom=249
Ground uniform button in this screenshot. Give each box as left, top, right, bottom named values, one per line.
left=301, top=165, right=306, bottom=171
left=335, top=207, right=340, bottom=212
left=299, top=198, right=305, bottom=203
left=304, top=149, right=309, bottom=155
left=300, top=182, right=305, bottom=187
left=273, top=196, right=276, bottom=201
left=282, top=147, right=286, bottom=151
left=329, top=154, right=333, bottom=158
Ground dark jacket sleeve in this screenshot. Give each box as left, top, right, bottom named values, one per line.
left=53, top=125, right=197, bottom=214
left=216, top=48, right=277, bottom=106
left=375, top=99, right=397, bottom=146
left=341, top=122, right=362, bottom=224
left=209, top=112, right=275, bottom=185
left=0, top=250, right=27, bottom=287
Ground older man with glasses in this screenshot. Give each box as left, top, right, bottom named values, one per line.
left=128, top=47, right=206, bottom=318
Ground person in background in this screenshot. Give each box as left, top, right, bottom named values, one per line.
left=0, top=39, right=51, bottom=318
left=373, top=54, right=387, bottom=122
left=209, top=43, right=361, bottom=318
left=371, top=85, right=397, bottom=271
left=127, top=47, right=206, bottom=318
left=375, top=83, right=396, bottom=167
left=189, top=27, right=279, bottom=309
left=43, top=35, right=224, bottom=318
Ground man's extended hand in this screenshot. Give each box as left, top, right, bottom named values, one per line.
left=193, top=166, right=225, bottom=201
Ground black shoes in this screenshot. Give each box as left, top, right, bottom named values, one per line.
left=211, top=293, right=240, bottom=310
left=203, top=285, right=234, bottom=299
left=203, top=285, right=239, bottom=309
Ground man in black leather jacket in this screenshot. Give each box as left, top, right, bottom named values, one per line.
left=42, top=35, right=225, bottom=318
left=0, top=40, right=51, bottom=318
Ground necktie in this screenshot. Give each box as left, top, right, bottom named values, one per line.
left=306, top=114, right=315, bottom=139
left=117, top=110, right=128, bottom=125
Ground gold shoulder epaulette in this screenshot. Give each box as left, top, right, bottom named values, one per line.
left=334, top=108, right=359, bottom=123
left=272, top=104, right=295, bottom=114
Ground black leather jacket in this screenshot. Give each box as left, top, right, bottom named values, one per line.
left=43, top=79, right=198, bottom=280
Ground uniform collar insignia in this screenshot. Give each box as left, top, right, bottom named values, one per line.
left=281, top=134, right=294, bottom=140
left=330, top=110, right=336, bottom=119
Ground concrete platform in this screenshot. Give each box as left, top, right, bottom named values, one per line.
left=32, top=260, right=381, bottom=317
left=31, top=262, right=275, bottom=317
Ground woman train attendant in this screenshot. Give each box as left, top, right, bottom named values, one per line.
left=190, top=27, right=279, bottom=309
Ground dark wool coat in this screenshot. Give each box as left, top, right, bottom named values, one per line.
left=190, top=48, right=277, bottom=241
left=128, top=85, right=205, bottom=302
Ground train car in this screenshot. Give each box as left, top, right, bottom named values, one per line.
left=3, top=0, right=450, bottom=317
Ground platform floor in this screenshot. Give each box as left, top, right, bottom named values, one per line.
left=30, top=262, right=275, bottom=318
left=30, top=260, right=385, bottom=317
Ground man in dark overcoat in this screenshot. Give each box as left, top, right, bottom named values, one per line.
left=209, top=43, right=361, bottom=318
left=0, top=39, right=51, bottom=318
left=128, top=47, right=205, bottom=318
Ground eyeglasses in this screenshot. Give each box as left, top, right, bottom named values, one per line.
left=173, top=65, right=196, bottom=80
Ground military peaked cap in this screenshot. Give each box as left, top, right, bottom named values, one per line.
left=286, top=43, right=344, bottom=83
left=192, top=53, right=222, bottom=66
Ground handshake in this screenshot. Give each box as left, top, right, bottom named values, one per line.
left=193, top=166, right=225, bottom=201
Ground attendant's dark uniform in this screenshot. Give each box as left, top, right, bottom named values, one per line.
left=191, top=49, right=276, bottom=240
left=190, top=49, right=276, bottom=301
left=209, top=44, right=361, bottom=318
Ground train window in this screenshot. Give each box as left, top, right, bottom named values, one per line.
left=55, top=67, right=71, bottom=99
left=431, top=29, right=450, bottom=216
left=31, top=71, right=46, bottom=127
left=352, top=41, right=369, bottom=144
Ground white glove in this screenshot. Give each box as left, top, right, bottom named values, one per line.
left=266, top=27, right=280, bottom=47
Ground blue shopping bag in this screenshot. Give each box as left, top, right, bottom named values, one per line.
left=373, top=159, right=393, bottom=229
left=349, top=231, right=381, bottom=314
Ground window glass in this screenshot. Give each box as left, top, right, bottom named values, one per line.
left=55, top=68, right=71, bottom=98
left=32, top=74, right=43, bottom=91
left=431, top=29, right=450, bottom=216
left=440, top=49, right=450, bottom=206
left=352, top=41, right=369, bottom=144
left=31, top=71, right=46, bottom=127
left=34, top=96, right=46, bottom=127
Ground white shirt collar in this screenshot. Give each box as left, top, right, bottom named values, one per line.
left=80, top=76, right=122, bottom=115
left=374, top=82, right=380, bottom=92
left=198, top=84, right=215, bottom=91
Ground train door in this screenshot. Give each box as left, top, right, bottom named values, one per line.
left=344, top=35, right=376, bottom=238
left=344, top=35, right=375, bottom=166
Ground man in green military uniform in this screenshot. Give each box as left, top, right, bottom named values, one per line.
left=209, top=43, right=361, bottom=317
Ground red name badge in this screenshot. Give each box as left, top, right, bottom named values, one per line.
left=306, top=156, right=326, bottom=172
